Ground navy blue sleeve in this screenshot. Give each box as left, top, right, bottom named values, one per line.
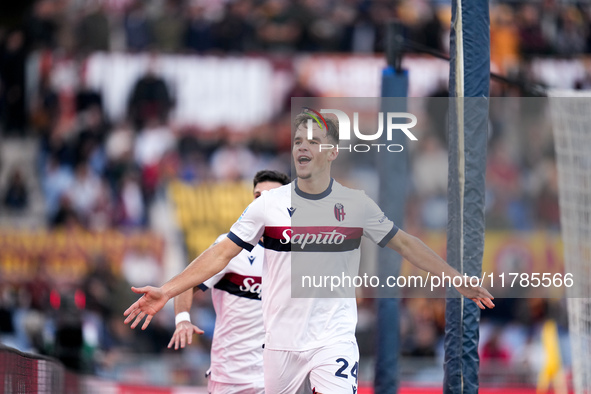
left=228, top=231, right=255, bottom=252
left=378, top=224, right=399, bottom=248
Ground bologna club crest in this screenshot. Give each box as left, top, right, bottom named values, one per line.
left=334, top=203, right=346, bottom=221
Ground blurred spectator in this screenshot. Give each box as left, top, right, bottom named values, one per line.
left=436, top=6, right=451, bottom=55
left=415, top=8, right=444, bottom=53
left=531, top=156, right=560, bottom=229
left=183, top=2, right=214, bottom=53
left=285, top=0, right=318, bottom=51
left=348, top=8, right=379, bottom=53
left=554, top=7, right=586, bottom=56
left=175, top=131, right=212, bottom=183
left=412, top=135, right=448, bottom=229
left=50, top=194, right=83, bottom=228
left=52, top=288, right=85, bottom=371
left=178, top=150, right=208, bottom=183
left=105, top=122, right=134, bottom=162
left=518, top=4, right=550, bottom=56
left=87, top=180, right=114, bottom=230
left=359, top=1, right=391, bottom=53
left=157, top=149, right=181, bottom=188
left=75, top=80, right=103, bottom=114
left=0, top=265, right=51, bottom=356
left=399, top=1, right=443, bottom=53
left=41, top=131, right=78, bottom=176
left=72, top=105, right=109, bottom=173
left=66, top=162, right=103, bottom=224
left=20, top=300, right=47, bottom=353
left=210, top=132, right=258, bottom=181
left=123, top=1, right=152, bottom=52
left=83, top=255, right=117, bottom=319
left=537, top=320, right=568, bottom=394
left=24, top=261, right=52, bottom=313
left=30, top=74, right=60, bottom=138
left=486, top=140, right=528, bottom=229
left=114, top=170, right=146, bottom=228
left=0, top=29, right=27, bottom=136
left=0, top=287, right=16, bottom=344
left=81, top=253, right=139, bottom=358
left=25, top=0, right=58, bottom=51
left=2, top=169, right=29, bottom=212
left=481, top=327, right=511, bottom=365
left=76, top=2, right=111, bottom=54
left=319, top=3, right=357, bottom=51
left=574, top=65, right=591, bottom=90
left=127, top=59, right=174, bottom=130
left=150, top=0, right=185, bottom=53
left=104, top=121, right=135, bottom=189
left=401, top=298, right=444, bottom=357
left=294, top=0, right=354, bottom=52
left=121, top=244, right=161, bottom=287
left=213, top=0, right=256, bottom=52
left=42, top=156, right=74, bottom=220
left=586, top=9, right=591, bottom=54
left=103, top=121, right=138, bottom=197
left=134, top=117, right=175, bottom=200
left=257, top=0, right=302, bottom=52
left=490, top=5, right=519, bottom=74
left=540, top=0, right=560, bottom=54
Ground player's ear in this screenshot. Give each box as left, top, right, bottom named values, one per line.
left=327, top=145, right=339, bottom=162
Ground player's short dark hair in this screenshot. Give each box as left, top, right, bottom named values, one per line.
left=294, top=111, right=339, bottom=145
left=253, top=170, right=290, bottom=188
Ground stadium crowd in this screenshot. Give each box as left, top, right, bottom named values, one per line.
left=0, top=0, right=578, bottom=386
left=8, top=0, right=591, bottom=57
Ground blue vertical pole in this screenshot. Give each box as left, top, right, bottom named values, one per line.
left=375, top=68, right=408, bottom=394
left=444, top=0, right=490, bottom=393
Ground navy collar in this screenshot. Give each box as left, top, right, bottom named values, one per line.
left=294, top=178, right=333, bottom=200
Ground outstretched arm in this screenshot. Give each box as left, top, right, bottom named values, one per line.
left=386, top=230, right=494, bottom=309
left=124, top=237, right=243, bottom=329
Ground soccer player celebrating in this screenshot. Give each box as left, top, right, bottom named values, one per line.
left=124, top=113, right=494, bottom=393
left=168, top=170, right=290, bottom=394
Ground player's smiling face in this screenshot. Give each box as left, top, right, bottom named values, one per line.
left=293, top=123, right=337, bottom=180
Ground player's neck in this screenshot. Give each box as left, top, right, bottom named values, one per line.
left=296, top=174, right=332, bottom=195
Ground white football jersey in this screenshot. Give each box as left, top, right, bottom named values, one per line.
left=200, top=236, right=265, bottom=384
left=228, top=179, right=398, bottom=351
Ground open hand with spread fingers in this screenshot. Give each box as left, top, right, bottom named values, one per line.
left=454, top=282, right=495, bottom=309
left=123, top=286, right=169, bottom=330
left=168, top=321, right=205, bottom=350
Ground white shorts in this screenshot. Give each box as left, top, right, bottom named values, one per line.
left=208, top=378, right=265, bottom=394
left=263, top=341, right=359, bottom=394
